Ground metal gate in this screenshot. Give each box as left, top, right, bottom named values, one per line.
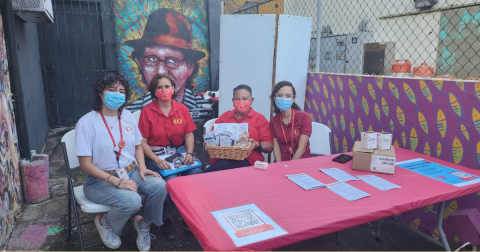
left=38, top=0, right=118, bottom=127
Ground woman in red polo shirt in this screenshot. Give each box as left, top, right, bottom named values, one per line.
left=269, top=81, right=311, bottom=162
left=205, top=84, right=273, bottom=173
left=139, top=74, right=201, bottom=240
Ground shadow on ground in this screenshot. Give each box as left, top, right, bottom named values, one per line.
left=7, top=122, right=444, bottom=251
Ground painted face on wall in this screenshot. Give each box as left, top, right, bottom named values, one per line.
left=135, top=44, right=194, bottom=103
left=124, top=8, right=206, bottom=106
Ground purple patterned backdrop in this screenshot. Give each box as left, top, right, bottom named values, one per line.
left=305, top=73, right=480, bottom=242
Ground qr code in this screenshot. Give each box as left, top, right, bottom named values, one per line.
left=225, top=210, right=263, bottom=230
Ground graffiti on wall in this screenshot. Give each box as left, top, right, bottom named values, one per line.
left=114, top=0, right=210, bottom=119
left=305, top=72, right=480, bottom=241
left=436, top=6, right=480, bottom=79
left=0, top=13, right=22, bottom=249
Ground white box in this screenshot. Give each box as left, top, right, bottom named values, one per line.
left=361, top=131, right=378, bottom=149
left=377, top=132, right=392, bottom=150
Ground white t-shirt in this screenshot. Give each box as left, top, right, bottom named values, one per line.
left=75, top=109, right=142, bottom=171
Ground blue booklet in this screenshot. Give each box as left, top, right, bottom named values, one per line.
left=153, top=153, right=202, bottom=177
left=396, top=158, right=480, bottom=187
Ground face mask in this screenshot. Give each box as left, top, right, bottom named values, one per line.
left=275, top=97, right=293, bottom=111
left=156, top=89, right=174, bottom=102
left=233, top=100, right=251, bottom=114
left=103, top=91, right=125, bottom=110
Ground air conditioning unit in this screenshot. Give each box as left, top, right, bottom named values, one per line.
left=12, top=0, right=54, bottom=23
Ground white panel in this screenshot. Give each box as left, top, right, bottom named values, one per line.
left=275, top=15, right=312, bottom=111
left=219, top=14, right=276, bottom=119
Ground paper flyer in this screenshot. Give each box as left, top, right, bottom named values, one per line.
left=356, top=174, right=401, bottom=191
left=396, top=158, right=480, bottom=187
left=214, top=123, right=249, bottom=137
left=326, top=182, right=370, bottom=201
left=320, top=168, right=359, bottom=182
left=286, top=173, right=325, bottom=190
left=211, top=204, right=287, bottom=247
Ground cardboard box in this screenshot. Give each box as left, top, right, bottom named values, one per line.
left=352, top=141, right=396, bottom=174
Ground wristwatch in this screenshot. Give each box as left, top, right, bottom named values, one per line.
left=254, top=142, right=262, bottom=151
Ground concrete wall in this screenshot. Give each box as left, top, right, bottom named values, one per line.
left=0, top=9, right=23, bottom=250
left=13, top=18, right=48, bottom=154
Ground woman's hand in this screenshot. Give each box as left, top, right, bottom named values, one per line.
left=155, top=157, right=171, bottom=170
left=118, top=179, right=138, bottom=192
left=182, top=153, right=194, bottom=165
left=139, top=166, right=161, bottom=181
left=246, top=138, right=259, bottom=156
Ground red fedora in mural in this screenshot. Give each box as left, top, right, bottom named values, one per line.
left=125, top=8, right=205, bottom=61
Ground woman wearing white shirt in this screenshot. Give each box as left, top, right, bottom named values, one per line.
left=75, top=73, right=167, bottom=251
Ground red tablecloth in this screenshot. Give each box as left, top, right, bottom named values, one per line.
left=166, top=147, right=480, bottom=251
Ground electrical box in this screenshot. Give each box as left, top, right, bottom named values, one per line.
left=363, top=42, right=396, bottom=75
left=319, top=32, right=373, bottom=74
left=12, top=0, right=54, bottom=23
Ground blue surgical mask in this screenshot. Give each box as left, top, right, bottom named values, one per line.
left=103, top=91, right=125, bottom=110
left=275, top=97, right=293, bottom=111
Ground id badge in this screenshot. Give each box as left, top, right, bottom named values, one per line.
left=166, top=146, right=176, bottom=155
left=116, top=167, right=130, bottom=180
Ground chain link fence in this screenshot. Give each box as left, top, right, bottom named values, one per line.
left=225, top=0, right=480, bottom=80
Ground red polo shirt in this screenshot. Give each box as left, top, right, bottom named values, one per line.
left=210, top=108, right=273, bottom=165
left=270, top=110, right=312, bottom=161
left=139, top=100, right=196, bottom=147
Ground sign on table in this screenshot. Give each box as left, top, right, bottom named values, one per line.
left=211, top=204, right=287, bottom=247
left=396, top=158, right=480, bottom=187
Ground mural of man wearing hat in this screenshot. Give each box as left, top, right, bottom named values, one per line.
left=125, top=8, right=209, bottom=117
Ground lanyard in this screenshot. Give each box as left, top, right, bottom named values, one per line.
left=280, top=110, right=295, bottom=160
left=100, top=112, right=124, bottom=165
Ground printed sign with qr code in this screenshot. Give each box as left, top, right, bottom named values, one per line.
left=223, top=210, right=275, bottom=238
left=211, top=204, right=287, bottom=246
left=224, top=210, right=263, bottom=230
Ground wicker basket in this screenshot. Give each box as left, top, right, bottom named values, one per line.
left=204, top=142, right=252, bottom=160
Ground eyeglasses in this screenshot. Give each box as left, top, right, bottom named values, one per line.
left=143, top=56, right=186, bottom=69
left=275, top=93, right=294, bottom=98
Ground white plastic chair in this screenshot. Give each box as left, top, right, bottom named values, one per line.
left=62, top=130, right=110, bottom=250
left=202, top=118, right=217, bottom=170
left=62, top=130, right=143, bottom=250
left=132, top=110, right=141, bottom=125
left=310, top=122, right=332, bottom=155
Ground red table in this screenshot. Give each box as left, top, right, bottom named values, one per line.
left=167, top=148, right=480, bottom=251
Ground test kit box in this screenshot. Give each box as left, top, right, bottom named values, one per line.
left=361, top=131, right=378, bottom=149
left=352, top=141, right=396, bottom=174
